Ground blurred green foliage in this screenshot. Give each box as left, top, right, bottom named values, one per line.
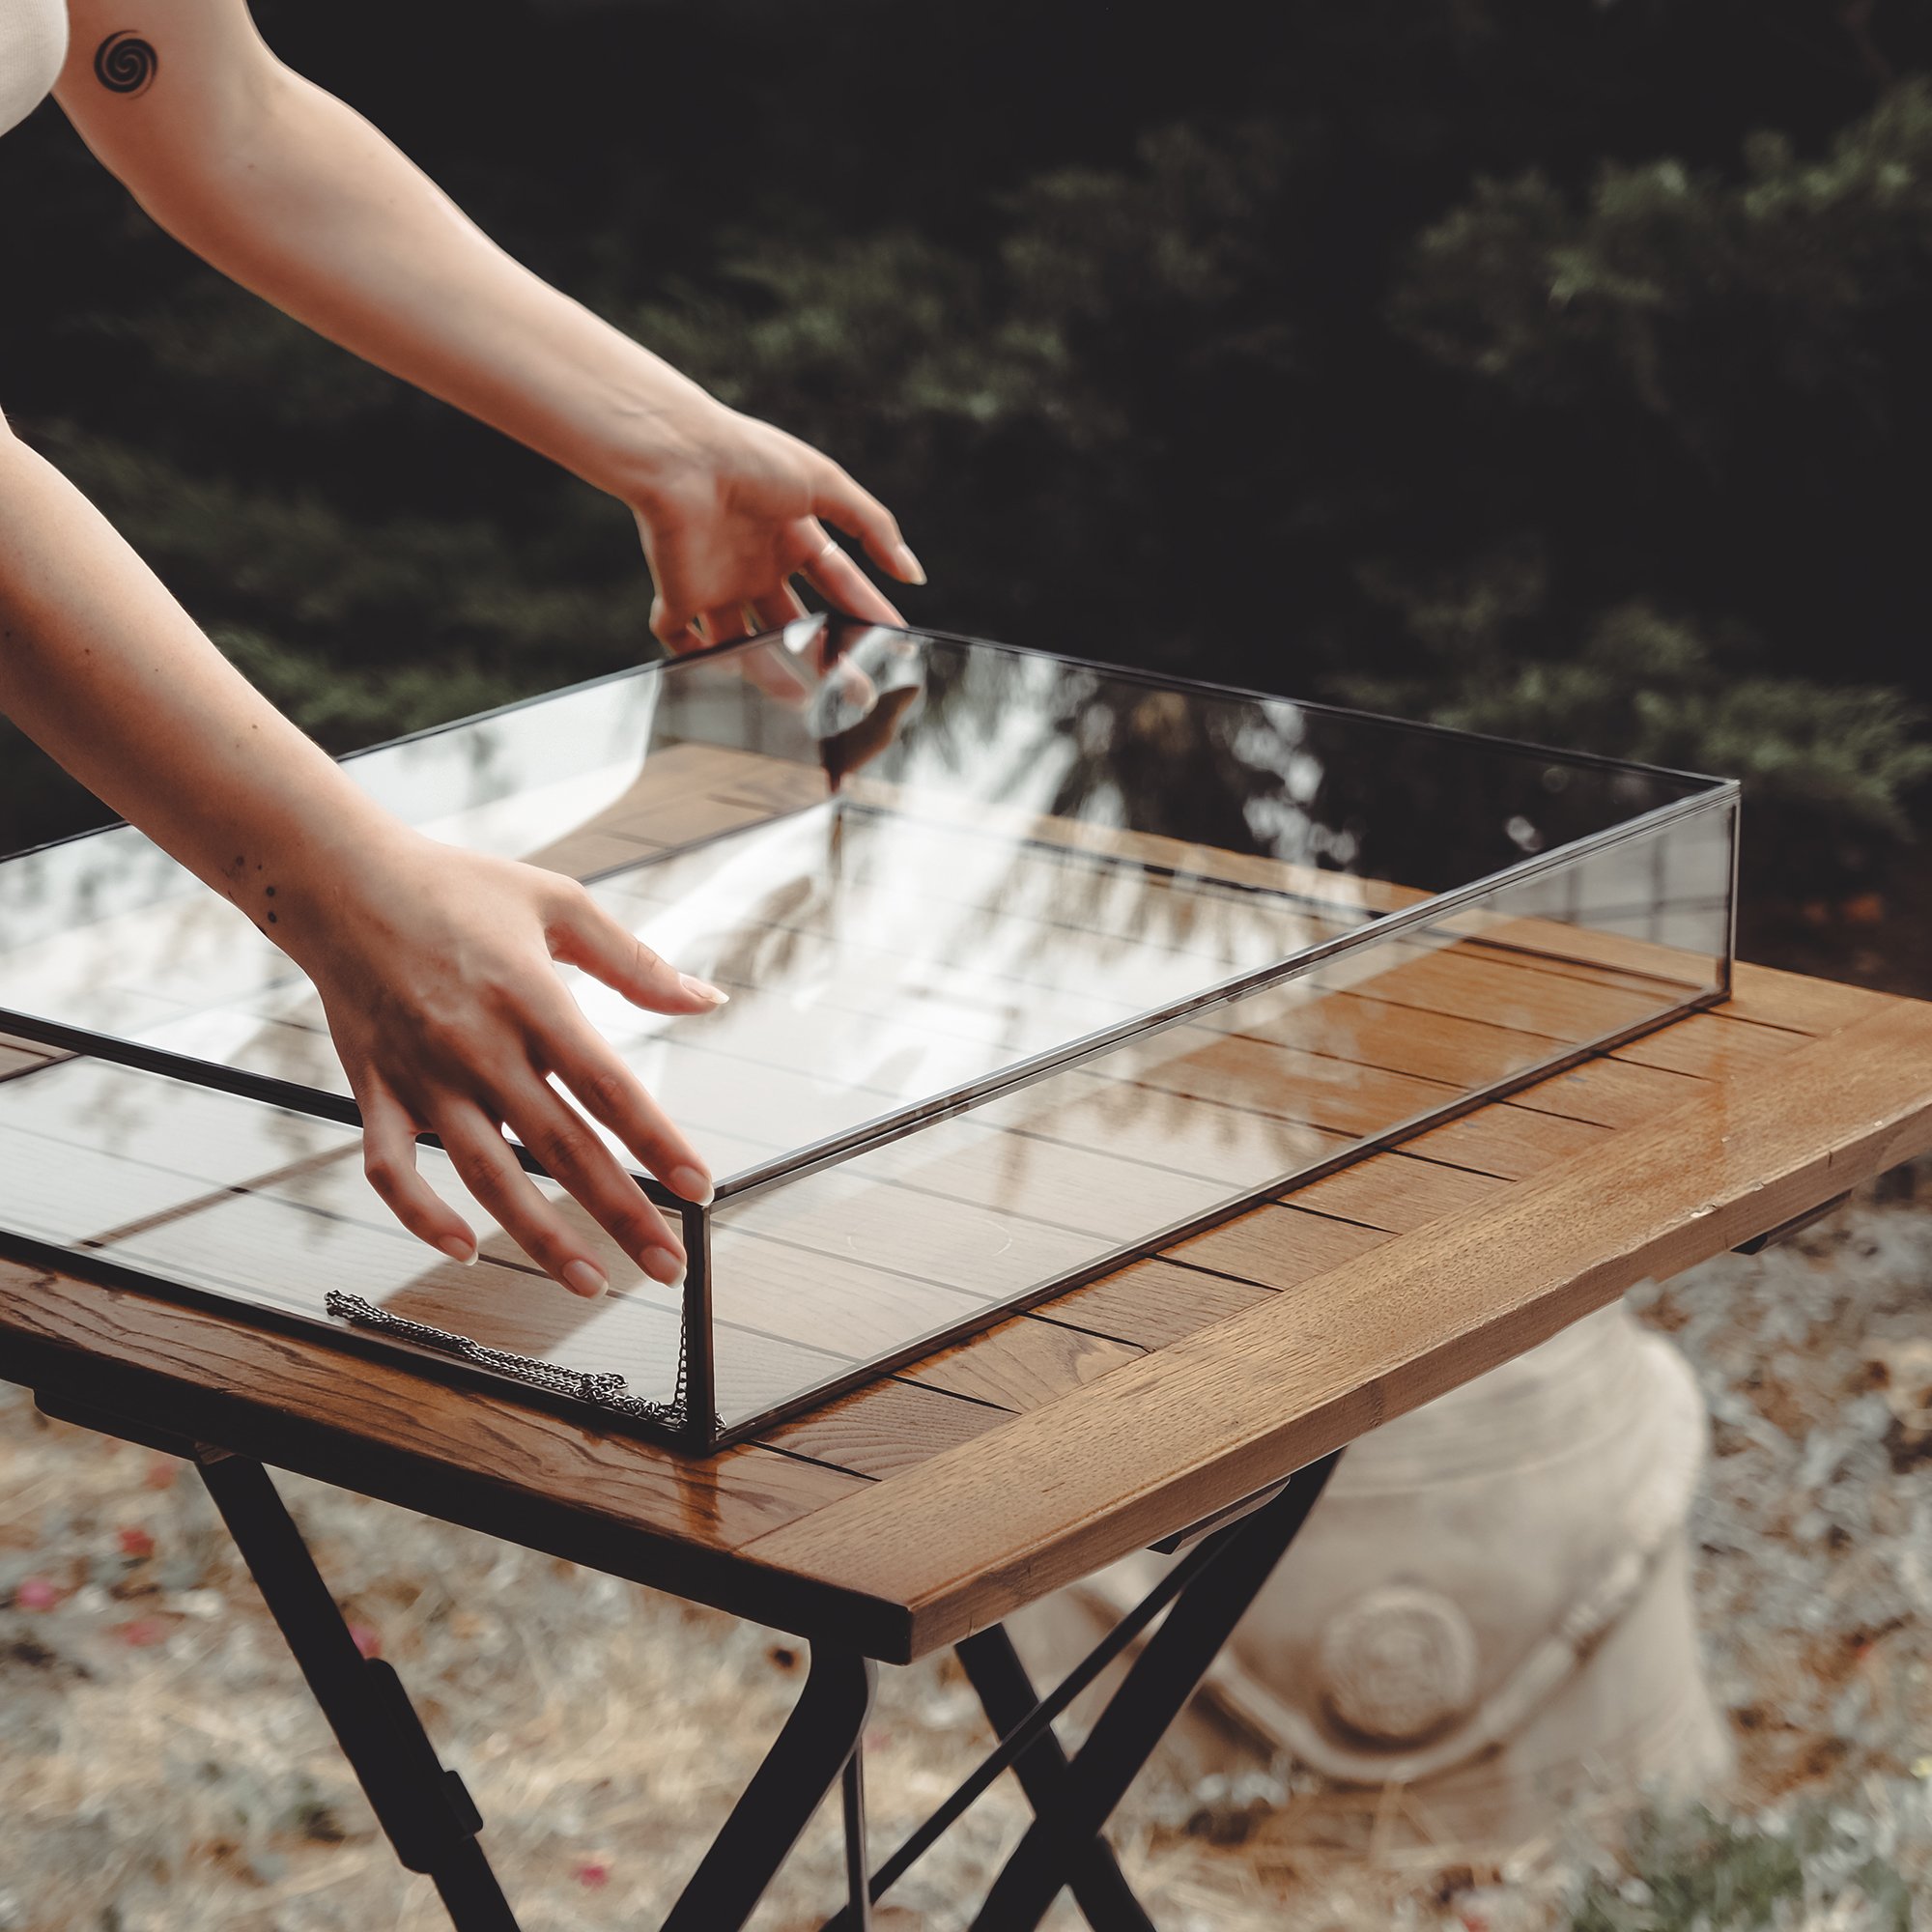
left=2, top=0, right=1929, bottom=911
left=1569, top=1802, right=1913, bottom=1932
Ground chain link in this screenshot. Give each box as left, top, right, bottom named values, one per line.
left=324, top=1290, right=689, bottom=1430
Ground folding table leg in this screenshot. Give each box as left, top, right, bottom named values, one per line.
left=189, top=1449, right=521, bottom=1932
left=954, top=1628, right=1153, bottom=1932
left=662, top=1646, right=877, bottom=1932
left=842, top=1749, right=871, bottom=1931
left=968, top=1452, right=1339, bottom=1932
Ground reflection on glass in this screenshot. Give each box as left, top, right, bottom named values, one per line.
left=0, top=618, right=1739, bottom=1444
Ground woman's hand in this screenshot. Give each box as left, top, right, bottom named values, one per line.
left=287, top=827, right=724, bottom=1297
left=629, top=401, right=925, bottom=653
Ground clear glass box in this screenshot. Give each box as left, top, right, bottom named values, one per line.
left=0, top=617, right=1738, bottom=1448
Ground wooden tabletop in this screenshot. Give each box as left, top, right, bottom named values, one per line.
left=5, top=961, right=1931, bottom=1664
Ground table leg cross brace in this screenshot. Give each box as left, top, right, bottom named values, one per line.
left=823, top=1450, right=1341, bottom=1932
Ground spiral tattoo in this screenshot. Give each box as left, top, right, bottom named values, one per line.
left=94, top=31, right=159, bottom=97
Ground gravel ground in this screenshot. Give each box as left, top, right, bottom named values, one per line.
left=1, top=1175, right=1928, bottom=1932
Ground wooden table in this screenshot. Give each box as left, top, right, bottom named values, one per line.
left=6, top=961, right=1932, bottom=1929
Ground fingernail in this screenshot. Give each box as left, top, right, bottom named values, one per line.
left=678, top=973, right=730, bottom=1007
left=562, top=1260, right=608, bottom=1298
left=895, top=543, right=927, bottom=586
left=668, top=1164, right=715, bottom=1207
left=641, top=1246, right=686, bottom=1286
left=438, top=1235, right=478, bottom=1266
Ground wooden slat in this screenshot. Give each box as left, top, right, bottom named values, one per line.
left=1456, top=909, right=1727, bottom=990
left=744, top=997, right=1932, bottom=1653
left=896, top=1317, right=1143, bottom=1411
left=1399, top=1103, right=1611, bottom=1179
left=526, top=743, right=825, bottom=864
left=1091, top=1028, right=1458, bottom=1141
left=1719, top=960, right=1893, bottom=1034
left=1314, top=944, right=1666, bottom=1042
left=759, top=1378, right=1008, bottom=1479
left=825, top=811, right=1357, bottom=964
left=0, top=1033, right=60, bottom=1082
left=971, top=1073, right=1350, bottom=1189
left=1504, top=1055, right=1706, bottom=1131
left=840, top=778, right=1427, bottom=917
left=1284, top=1151, right=1511, bottom=1233
left=1028, top=1258, right=1276, bottom=1350
left=1203, top=989, right=1561, bottom=1090
left=1166, top=1205, right=1394, bottom=1293
left=1610, top=1009, right=1803, bottom=1078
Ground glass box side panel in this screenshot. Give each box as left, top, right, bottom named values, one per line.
left=0, top=1057, right=694, bottom=1419
left=700, top=794, right=1736, bottom=1437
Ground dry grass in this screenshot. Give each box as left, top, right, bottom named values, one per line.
left=2, top=1177, right=1929, bottom=1931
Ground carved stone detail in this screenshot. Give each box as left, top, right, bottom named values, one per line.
left=1318, top=1584, right=1479, bottom=1744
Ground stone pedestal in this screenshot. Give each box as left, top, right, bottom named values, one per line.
left=1009, top=1303, right=1730, bottom=1850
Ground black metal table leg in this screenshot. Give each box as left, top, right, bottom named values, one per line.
left=955, top=1628, right=1153, bottom=1932
left=968, top=1452, right=1340, bottom=1932
left=842, top=1749, right=871, bottom=1931
left=662, top=1646, right=876, bottom=1932
left=189, top=1447, right=519, bottom=1932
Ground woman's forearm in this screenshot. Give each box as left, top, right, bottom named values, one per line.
left=0, top=418, right=720, bottom=1288
left=0, top=420, right=402, bottom=936
left=56, top=0, right=920, bottom=640
left=56, top=2, right=710, bottom=508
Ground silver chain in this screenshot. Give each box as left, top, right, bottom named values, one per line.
left=324, top=1290, right=688, bottom=1429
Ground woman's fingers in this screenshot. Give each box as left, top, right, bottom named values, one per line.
left=797, top=521, right=907, bottom=628
left=537, top=887, right=719, bottom=1199
left=547, top=885, right=729, bottom=1017
left=698, top=604, right=754, bottom=647
left=813, top=464, right=924, bottom=585
left=751, top=585, right=809, bottom=635
left=358, top=1076, right=479, bottom=1264
left=539, top=1008, right=715, bottom=1207
left=434, top=1098, right=673, bottom=1296
left=732, top=590, right=815, bottom=698
left=650, top=592, right=703, bottom=654
left=499, top=1075, right=690, bottom=1282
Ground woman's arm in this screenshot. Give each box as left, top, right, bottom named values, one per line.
left=53, top=0, right=923, bottom=647
left=0, top=413, right=721, bottom=1297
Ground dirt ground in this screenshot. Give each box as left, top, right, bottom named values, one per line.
left=2, top=1172, right=1928, bottom=1932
